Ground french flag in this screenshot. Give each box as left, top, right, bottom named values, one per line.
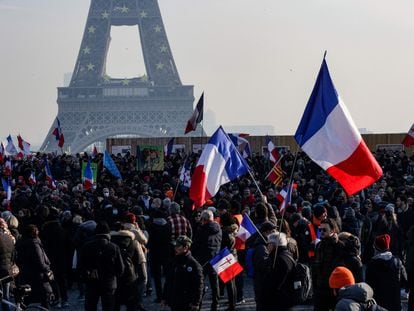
left=278, top=183, right=294, bottom=214
left=164, top=137, right=175, bottom=157
left=189, top=126, right=250, bottom=208
left=402, top=123, right=414, bottom=148
left=83, top=160, right=94, bottom=191
left=210, top=248, right=243, bottom=284
left=236, top=214, right=257, bottom=242
left=179, top=156, right=192, bottom=188
left=228, top=133, right=251, bottom=159
left=5, top=135, right=17, bottom=155
left=265, top=136, right=281, bottom=163
left=185, top=92, right=204, bottom=134
left=29, top=171, right=37, bottom=185
left=17, top=134, right=31, bottom=155
left=295, top=56, right=382, bottom=195
left=52, top=117, right=65, bottom=148
left=44, top=159, right=56, bottom=189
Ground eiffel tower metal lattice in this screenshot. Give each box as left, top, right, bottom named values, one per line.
left=40, top=0, right=194, bottom=153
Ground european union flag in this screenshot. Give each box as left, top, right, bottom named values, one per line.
left=103, top=150, right=122, bottom=180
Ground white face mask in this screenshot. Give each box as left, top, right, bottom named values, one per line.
left=103, top=192, right=109, bottom=198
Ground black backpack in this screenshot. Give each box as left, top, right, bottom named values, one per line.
left=285, top=254, right=312, bottom=304
left=116, top=237, right=137, bottom=284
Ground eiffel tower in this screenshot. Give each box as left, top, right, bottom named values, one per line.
left=40, top=0, right=194, bottom=153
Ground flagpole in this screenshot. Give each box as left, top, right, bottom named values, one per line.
left=272, top=144, right=301, bottom=269
left=264, top=156, right=284, bottom=181
left=244, top=212, right=267, bottom=244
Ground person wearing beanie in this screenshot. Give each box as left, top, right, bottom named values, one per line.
left=78, top=220, right=125, bottom=311
left=329, top=266, right=355, bottom=289
left=312, top=218, right=344, bottom=311
left=161, top=235, right=204, bottom=311
left=329, top=267, right=385, bottom=311
left=255, top=231, right=295, bottom=311
left=366, top=234, right=408, bottom=311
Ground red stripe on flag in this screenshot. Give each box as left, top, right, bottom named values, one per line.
left=189, top=165, right=212, bottom=209
left=218, top=262, right=243, bottom=284
left=327, top=140, right=382, bottom=195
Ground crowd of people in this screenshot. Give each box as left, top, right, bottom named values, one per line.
left=0, top=147, right=412, bottom=311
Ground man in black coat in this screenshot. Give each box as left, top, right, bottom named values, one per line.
left=192, top=210, right=222, bottom=311
left=78, top=220, right=125, bottom=311
left=162, top=235, right=204, bottom=311
left=366, top=234, right=407, bottom=311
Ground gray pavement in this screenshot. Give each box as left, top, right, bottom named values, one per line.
left=54, top=277, right=408, bottom=310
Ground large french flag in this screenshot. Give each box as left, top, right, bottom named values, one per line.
left=210, top=248, right=243, bottom=284
left=295, top=57, right=382, bottom=195
left=189, top=126, right=250, bottom=208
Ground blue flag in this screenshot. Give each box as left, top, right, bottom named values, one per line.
left=103, top=150, right=122, bottom=180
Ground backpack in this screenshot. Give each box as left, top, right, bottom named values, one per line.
left=285, top=254, right=312, bottom=304
left=117, top=238, right=137, bottom=284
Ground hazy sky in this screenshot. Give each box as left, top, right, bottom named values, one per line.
left=1, top=0, right=414, bottom=147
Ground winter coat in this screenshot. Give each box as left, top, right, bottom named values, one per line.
left=292, top=218, right=313, bottom=264
left=252, top=236, right=271, bottom=309
left=263, top=247, right=296, bottom=311
left=366, top=251, right=407, bottom=311
left=341, top=235, right=363, bottom=283
left=335, top=282, right=381, bottom=311
left=122, top=223, right=147, bottom=264
left=312, top=235, right=344, bottom=297
left=192, top=221, right=222, bottom=265
left=0, top=233, right=15, bottom=278
left=147, top=217, right=171, bottom=264
left=15, top=237, right=53, bottom=303
left=110, top=230, right=140, bottom=284
left=163, top=251, right=204, bottom=310
left=41, top=219, right=69, bottom=273
left=78, top=234, right=125, bottom=290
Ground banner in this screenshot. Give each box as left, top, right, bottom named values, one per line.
left=81, top=161, right=98, bottom=182
left=138, top=145, right=164, bottom=171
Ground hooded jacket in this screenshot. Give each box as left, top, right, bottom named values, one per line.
left=366, top=251, right=407, bottom=311
left=192, top=220, right=222, bottom=265
left=335, top=282, right=377, bottom=311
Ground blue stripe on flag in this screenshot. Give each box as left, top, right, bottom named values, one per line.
left=294, top=59, right=339, bottom=146
left=210, top=248, right=231, bottom=266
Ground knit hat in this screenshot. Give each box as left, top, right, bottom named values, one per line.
left=123, top=212, right=136, bottom=224
left=374, top=234, right=391, bottom=252
left=329, top=266, right=355, bottom=289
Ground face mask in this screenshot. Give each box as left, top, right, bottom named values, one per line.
left=103, top=192, right=109, bottom=197
left=112, top=208, right=118, bottom=216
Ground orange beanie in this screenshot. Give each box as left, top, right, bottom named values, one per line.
left=329, top=266, right=355, bottom=289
